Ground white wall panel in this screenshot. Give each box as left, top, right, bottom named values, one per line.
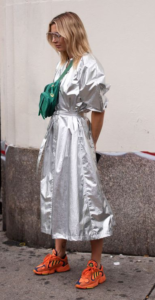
left=1, top=0, right=155, bottom=151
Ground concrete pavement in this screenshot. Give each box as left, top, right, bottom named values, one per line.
left=0, top=217, right=155, bottom=300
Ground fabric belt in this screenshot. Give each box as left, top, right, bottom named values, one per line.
left=53, top=110, right=90, bottom=132
left=36, top=110, right=91, bottom=173
left=53, top=109, right=85, bottom=117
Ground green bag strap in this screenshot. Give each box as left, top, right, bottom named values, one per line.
left=57, top=59, right=73, bottom=83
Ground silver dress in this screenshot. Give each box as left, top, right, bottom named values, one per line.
left=38, top=53, right=115, bottom=241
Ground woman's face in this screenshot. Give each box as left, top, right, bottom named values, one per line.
left=50, top=24, right=67, bottom=52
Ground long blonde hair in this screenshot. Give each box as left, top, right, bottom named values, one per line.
left=47, top=12, right=92, bottom=67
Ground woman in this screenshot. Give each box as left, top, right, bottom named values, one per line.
left=34, top=12, right=115, bottom=289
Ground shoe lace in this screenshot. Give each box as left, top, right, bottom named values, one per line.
left=82, top=266, right=96, bottom=276
left=43, top=253, right=54, bottom=263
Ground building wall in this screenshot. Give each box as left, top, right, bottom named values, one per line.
left=1, top=0, right=155, bottom=151
left=1, top=1, right=155, bottom=254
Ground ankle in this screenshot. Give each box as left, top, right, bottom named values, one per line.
left=91, top=258, right=101, bottom=269
left=56, top=250, right=66, bottom=258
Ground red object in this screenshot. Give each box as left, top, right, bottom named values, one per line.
left=141, top=152, right=155, bottom=156
left=1, top=150, right=5, bottom=155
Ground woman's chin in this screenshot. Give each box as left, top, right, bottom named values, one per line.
left=56, top=46, right=62, bottom=50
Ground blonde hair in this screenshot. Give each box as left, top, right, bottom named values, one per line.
left=47, top=12, right=92, bottom=67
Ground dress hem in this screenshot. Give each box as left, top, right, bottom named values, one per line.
left=41, top=228, right=113, bottom=241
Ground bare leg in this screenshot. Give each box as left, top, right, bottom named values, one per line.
left=55, top=239, right=67, bottom=258
left=90, top=238, right=104, bottom=268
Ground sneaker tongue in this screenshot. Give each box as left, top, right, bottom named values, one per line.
left=87, top=260, right=98, bottom=268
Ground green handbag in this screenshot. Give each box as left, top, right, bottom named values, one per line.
left=38, top=60, right=73, bottom=119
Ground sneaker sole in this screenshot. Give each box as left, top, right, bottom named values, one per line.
left=75, top=274, right=106, bottom=289
left=33, top=264, right=70, bottom=275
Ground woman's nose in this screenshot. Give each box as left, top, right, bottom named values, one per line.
left=52, top=36, right=57, bottom=42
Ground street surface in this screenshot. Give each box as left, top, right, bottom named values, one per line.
left=0, top=217, right=155, bottom=300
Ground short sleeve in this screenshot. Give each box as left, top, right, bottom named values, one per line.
left=78, top=55, right=111, bottom=112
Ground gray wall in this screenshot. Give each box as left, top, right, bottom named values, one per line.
left=3, top=146, right=155, bottom=256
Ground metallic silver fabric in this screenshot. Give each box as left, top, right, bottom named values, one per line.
left=39, top=53, right=115, bottom=241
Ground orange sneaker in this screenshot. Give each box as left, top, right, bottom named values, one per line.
left=75, top=259, right=106, bottom=289
left=33, top=249, right=70, bottom=275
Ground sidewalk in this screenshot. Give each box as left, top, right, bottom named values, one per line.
left=0, top=217, right=155, bottom=300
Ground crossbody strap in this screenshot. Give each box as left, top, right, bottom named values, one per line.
left=57, top=60, right=73, bottom=83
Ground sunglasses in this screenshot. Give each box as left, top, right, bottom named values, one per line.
left=46, top=32, right=62, bottom=41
